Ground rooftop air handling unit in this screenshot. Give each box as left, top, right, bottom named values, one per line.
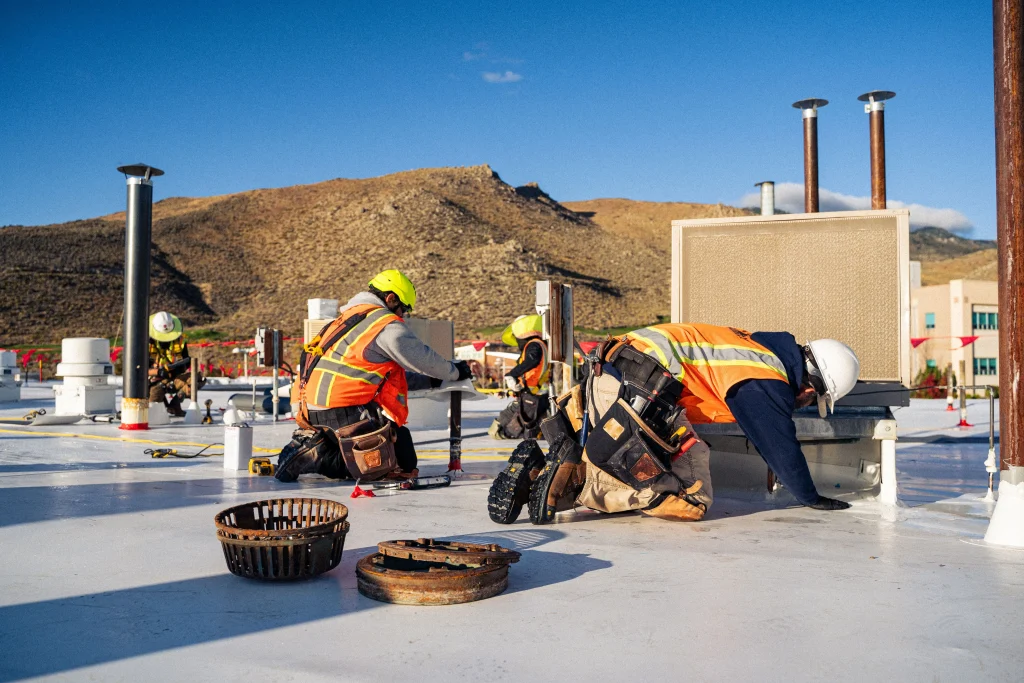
left=54, top=338, right=116, bottom=416
left=0, top=351, right=20, bottom=403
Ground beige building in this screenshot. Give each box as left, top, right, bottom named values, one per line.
left=911, top=279, right=1000, bottom=387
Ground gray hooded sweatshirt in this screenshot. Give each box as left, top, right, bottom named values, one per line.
left=340, top=292, right=459, bottom=381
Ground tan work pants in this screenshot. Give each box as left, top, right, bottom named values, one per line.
left=576, top=372, right=713, bottom=513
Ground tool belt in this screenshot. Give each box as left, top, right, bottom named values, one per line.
left=336, top=419, right=398, bottom=481
left=596, top=341, right=684, bottom=439
left=585, top=397, right=683, bottom=493
left=581, top=340, right=691, bottom=493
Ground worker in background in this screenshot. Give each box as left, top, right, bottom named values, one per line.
left=277, top=269, right=472, bottom=481
left=488, top=314, right=550, bottom=440
left=148, top=311, right=203, bottom=417
left=491, top=323, right=860, bottom=525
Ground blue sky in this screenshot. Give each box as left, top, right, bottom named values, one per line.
left=0, top=1, right=997, bottom=237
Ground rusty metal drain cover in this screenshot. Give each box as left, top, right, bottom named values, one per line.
left=378, top=538, right=521, bottom=565
left=356, top=538, right=521, bottom=605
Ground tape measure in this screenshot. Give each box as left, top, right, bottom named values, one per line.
left=249, top=457, right=275, bottom=476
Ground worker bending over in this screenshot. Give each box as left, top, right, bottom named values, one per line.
left=488, top=314, right=550, bottom=440
left=276, top=270, right=472, bottom=481
left=489, top=323, right=859, bottom=525
left=148, top=311, right=202, bottom=417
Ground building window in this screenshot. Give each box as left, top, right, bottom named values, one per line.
left=925, top=312, right=935, bottom=330
left=973, top=358, right=998, bottom=376
left=973, top=311, right=998, bottom=330
left=926, top=359, right=937, bottom=369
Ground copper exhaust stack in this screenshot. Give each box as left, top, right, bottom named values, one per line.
left=858, top=90, right=896, bottom=209
left=792, top=98, right=828, bottom=212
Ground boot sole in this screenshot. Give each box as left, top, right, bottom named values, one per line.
left=487, top=440, right=544, bottom=524
left=528, top=455, right=559, bottom=524
left=528, top=439, right=583, bottom=525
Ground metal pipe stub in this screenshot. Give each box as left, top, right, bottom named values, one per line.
left=858, top=90, right=896, bottom=210
left=356, top=538, right=521, bottom=605
left=792, top=98, right=828, bottom=213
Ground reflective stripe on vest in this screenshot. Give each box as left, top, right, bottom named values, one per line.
left=520, top=338, right=550, bottom=391
left=149, top=337, right=186, bottom=367
left=623, top=324, right=789, bottom=424
left=303, top=304, right=410, bottom=425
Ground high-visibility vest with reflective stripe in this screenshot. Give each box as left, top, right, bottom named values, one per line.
left=519, top=338, right=550, bottom=392
left=149, top=337, right=186, bottom=368
left=302, top=304, right=410, bottom=425
left=621, top=323, right=790, bottom=424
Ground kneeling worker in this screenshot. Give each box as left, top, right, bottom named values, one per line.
left=277, top=269, right=472, bottom=481
left=491, top=323, right=859, bottom=524
left=148, top=311, right=202, bottom=417
left=488, top=314, right=550, bottom=439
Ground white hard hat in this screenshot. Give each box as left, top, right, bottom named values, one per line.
left=804, top=339, right=860, bottom=417
left=149, top=311, right=183, bottom=342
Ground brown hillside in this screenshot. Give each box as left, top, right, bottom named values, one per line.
left=563, top=198, right=752, bottom=248
left=3, top=166, right=743, bottom=345
left=920, top=248, right=999, bottom=285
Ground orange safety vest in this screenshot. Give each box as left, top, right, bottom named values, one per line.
left=300, top=304, right=410, bottom=426
left=519, top=337, right=550, bottom=392
left=621, top=324, right=790, bottom=424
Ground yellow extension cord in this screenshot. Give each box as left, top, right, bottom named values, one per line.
left=0, top=428, right=517, bottom=460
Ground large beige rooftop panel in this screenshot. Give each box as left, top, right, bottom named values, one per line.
left=671, top=209, right=910, bottom=384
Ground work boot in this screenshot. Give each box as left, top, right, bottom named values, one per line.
left=529, top=435, right=586, bottom=524
left=275, top=429, right=342, bottom=482
left=166, top=397, right=186, bottom=418
left=640, top=485, right=707, bottom=522
left=487, top=440, right=545, bottom=524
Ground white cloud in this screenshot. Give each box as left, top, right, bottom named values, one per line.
left=739, top=182, right=974, bottom=234
left=463, top=50, right=485, bottom=61
left=482, top=71, right=523, bottom=84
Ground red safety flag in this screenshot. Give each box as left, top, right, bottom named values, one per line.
left=472, top=341, right=487, bottom=351
left=956, top=336, right=979, bottom=348
left=910, top=337, right=929, bottom=348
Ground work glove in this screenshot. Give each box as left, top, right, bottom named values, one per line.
left=807, top=495, right=851, bottom=511
left=454, top=360, right=473, bottom=381
left=504, top=375, right=519, bottom=391
left=429, top=376, right=444, bottom=389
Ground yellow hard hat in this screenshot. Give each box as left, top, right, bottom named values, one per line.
left=368, top=269, right=417, bottom=310
left=149, top=311, right=183, bottom=342
left=501, top=314, right=543, bottom=346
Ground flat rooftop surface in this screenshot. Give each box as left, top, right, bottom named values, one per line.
left=1, top=387, right=1021, bottom=682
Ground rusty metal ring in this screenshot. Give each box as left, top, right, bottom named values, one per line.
left=356, top=552, right=512, bottom=605
left=377, top=538, right=521, bottom=565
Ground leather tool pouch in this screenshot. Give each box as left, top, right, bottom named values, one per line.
left=586, top=399, right=680, bottom=493
left=336, top=419, right=398, bottom=481
left=606, top=430, right=675, bottom=492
